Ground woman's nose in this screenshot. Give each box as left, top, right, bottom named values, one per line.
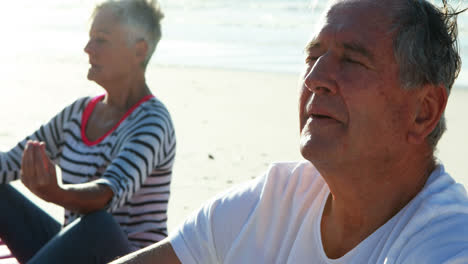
left=84, top=40, right=92, bottom=55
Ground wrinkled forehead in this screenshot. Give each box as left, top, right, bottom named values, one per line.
left=312, top=0, right=396, bottom=40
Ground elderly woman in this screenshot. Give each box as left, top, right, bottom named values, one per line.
left=0, top=0, right=176, bottom=263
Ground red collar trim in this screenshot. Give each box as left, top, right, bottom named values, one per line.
left=81, top=94, right=155, bottom=146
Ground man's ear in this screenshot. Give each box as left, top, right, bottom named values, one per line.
left=135, top=39, right=148, bottom=66
left=407, top=84, right=448, bottom=144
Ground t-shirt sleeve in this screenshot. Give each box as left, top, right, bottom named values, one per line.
left=95, top=112, right=176, bottom=211
left=0, top=97, right=88, bottom=184
left=168, top=175, right=267, bottom=263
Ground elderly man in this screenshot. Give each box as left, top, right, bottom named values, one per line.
left=112, top=0, right=468, bottom=263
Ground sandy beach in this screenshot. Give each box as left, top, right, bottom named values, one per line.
left=1, top=65, right=467, bottom=232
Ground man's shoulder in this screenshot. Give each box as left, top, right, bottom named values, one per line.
left=210, top=161, right=319, bottom=203
left=417, top=165, right=468, bottom=218
left=198, top=160, right=323, bottom=220
left=169, top=161, right=327, bottom=263
left=268, top=160, right=314, bottom=171
left=397, top=209, right=468, bottom=263
left=388, top=166, right=468, bottom=263
left=402, top=165, right=468, bottom=230
left=263, top=161, right=324, bottom=192
left=266, top=160, right=321, bottom=181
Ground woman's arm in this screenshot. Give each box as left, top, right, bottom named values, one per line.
left=22, top=106, right=175, bottom=214
left=1, top=97, right=88, bottom=184
left=21, top=140, right=113, bottom=214
left=94, top=111, right=176, bottom=213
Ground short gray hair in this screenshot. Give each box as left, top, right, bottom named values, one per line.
left=93, top=0, right=164, bottom=68
left=391, top=0, right=464, bottom=148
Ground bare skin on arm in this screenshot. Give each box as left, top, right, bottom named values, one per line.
left=109, top=238, right=181, bottom=264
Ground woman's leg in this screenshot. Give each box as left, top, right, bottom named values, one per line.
left=29, top=210, right=133, bottom=264
left=0, top=184, right=62, bottom=263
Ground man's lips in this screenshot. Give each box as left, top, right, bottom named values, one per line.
left=311, top=114, right=334, bottom=120
left=309, top=114, right=340, bottom=126
left=301, top=105, right=347, bottom=130
left=299, top=113, right=341, bottom=133
left=302, top=94, right=346, bottom=124
left=308, top=109, right=341, bottom=123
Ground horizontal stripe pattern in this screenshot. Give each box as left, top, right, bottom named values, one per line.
left=0, top=96, right=176, bottom=250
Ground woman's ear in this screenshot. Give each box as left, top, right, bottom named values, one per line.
left=407, top=84, right=448, bottom=144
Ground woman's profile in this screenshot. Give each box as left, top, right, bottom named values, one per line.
left=0, top=0, right=176, bottom=263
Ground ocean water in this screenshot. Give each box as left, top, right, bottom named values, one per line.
left=1, top=0, right=468, bottom=88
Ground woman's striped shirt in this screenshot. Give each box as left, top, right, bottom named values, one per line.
left=0, top=94, right=176, bottom=249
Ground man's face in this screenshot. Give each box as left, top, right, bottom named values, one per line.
left=84, top=8, right=137, bottom=85
left=299, top=0, right=420, bottom=170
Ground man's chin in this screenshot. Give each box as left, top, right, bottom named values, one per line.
left=300, top=142, right=319, bottom=162
left=300, top=138, right=336, bottom=164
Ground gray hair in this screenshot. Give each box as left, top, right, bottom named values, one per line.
left=93, top=0, right=164, bottom=68
left=390, top=0, right=464, bottom=148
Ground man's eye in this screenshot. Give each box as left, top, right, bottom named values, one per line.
left=344, top=57, right=367, bottom=68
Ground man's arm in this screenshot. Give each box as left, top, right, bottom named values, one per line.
left=110, top=238, right=181, bottom=264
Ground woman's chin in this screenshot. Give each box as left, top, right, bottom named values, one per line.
left=87, top=71, right=103, bottom=83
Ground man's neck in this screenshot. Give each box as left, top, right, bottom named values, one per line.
left=318, top=150, right=435, bottom=259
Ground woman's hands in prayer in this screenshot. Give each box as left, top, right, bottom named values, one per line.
left=20, top=140, right=113, bottom=213
left=20, top=140, right=60, bottom=202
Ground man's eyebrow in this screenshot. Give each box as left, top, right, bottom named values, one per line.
left=304, top=39, right=375, bottom=63
left=343, top=42, right=374, bottom=62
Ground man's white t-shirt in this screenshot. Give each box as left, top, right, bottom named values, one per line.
left=169, top=161, right=468, bottom=263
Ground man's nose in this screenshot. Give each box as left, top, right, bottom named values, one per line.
left=303, top=54, right=338, bottom=95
